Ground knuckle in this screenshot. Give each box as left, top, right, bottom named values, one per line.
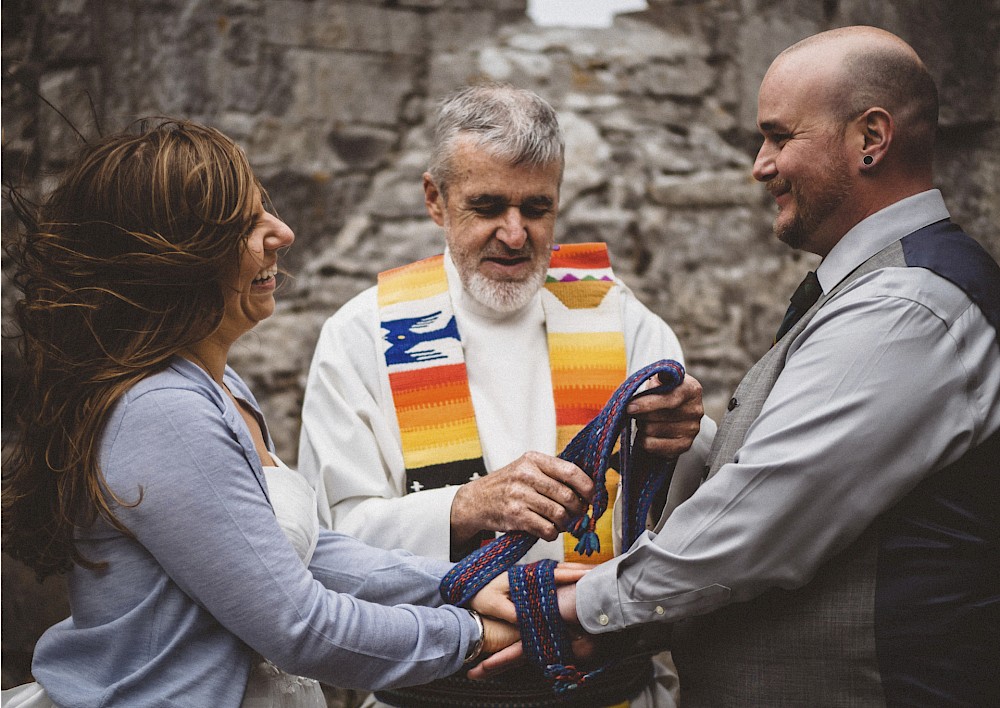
left=550, top=505, right=570, bottom=526
left=509, top=467, right=532, bottom=485
left=644, top=438, right=674, bottom=455
left=554, top=484, right=575, bottom=505
left=503, top=504, right=525, bottom=526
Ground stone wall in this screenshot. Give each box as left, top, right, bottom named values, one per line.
left=2, top=0, right=999, bottom=690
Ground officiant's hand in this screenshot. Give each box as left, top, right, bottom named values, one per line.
left=451, top=452, right=595, bottom=546
left=628, top=373, right=703, bottom=458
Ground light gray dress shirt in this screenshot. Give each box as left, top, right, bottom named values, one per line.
left=576, top=190, right=1000, bottom=632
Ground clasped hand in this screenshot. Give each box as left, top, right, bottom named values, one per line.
left=454, top=374, right=704, bottom=674
left=465, top=563, right=594, bottom=679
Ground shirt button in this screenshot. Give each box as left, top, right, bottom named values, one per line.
left=728, top=397, right=739, bottom=411
left=655, top=606, right=665, bottom=615
left=598, top=613, right=609, bottom=626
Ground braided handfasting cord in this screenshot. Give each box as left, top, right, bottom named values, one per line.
left=440, top=359, right=685, bottom=691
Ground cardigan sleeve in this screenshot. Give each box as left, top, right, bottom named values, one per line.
left=103, top=384, right=474, bottom=690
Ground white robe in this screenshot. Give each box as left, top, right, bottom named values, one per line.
left=298, top=252, right=710, bottom=562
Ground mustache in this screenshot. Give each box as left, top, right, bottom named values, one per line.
left=481, top=243, right=533, bottom=259
left=768, top=178, right=792, bottom=197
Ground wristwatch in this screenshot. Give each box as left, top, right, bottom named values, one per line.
left=463, top=609, right=486, bottom=664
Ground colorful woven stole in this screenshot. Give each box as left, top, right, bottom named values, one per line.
left=377, top=243, right=628, bottom=563
left=377, top=255, right=486, bottom=493
left=542, top=243, right=628, bottom=564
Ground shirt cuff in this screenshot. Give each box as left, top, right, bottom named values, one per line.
left=576, top=532, right=734, bottom=632
left=575, top=555, right=628, bottom=633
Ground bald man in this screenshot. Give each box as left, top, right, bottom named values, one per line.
left=478, top=26, right=1000, bottom=706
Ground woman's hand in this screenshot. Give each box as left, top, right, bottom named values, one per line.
left=481, top=616, right=521, bottom=656
left=467, top=639, right=524, bottom=680
left=469, top=573, right=516, bottom=623
left=469, top=562, right=591, bottom=624
left=467, top=563, right=594, bottom=680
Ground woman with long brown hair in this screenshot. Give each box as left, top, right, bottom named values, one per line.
left=2, top=118, right=520, bottom=707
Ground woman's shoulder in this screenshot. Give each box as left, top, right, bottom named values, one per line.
left=122, top=358, right=224, bottom=408
left=106, top=360, right=240, bottom=441
left=101, top=360, right=248, bottom=475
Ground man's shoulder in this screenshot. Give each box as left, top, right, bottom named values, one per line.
left=323, top=284, right=380, bottom=329
left=311, top=284, right=387, bottom=369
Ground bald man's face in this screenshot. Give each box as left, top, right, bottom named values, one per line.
left=752, top=54, right=855, bottom=255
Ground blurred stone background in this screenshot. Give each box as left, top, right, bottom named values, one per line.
left=3, top=0, right=998, bottom=694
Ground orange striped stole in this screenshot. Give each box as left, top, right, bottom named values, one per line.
left=377, top=255, right=485, bottom=491
left=542, top=243, right=627, bottom=563
left=377, top=243, right=627, bottom=564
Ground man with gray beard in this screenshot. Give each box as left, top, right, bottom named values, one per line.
left=298, top=82, right=712, bottom=707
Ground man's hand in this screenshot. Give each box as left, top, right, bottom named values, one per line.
left=451, top=452, right=595, bottom=546
left=627, top=373, right=704, bottom=458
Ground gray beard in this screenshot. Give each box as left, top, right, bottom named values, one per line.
left=465, top=270, right=545, bottom=313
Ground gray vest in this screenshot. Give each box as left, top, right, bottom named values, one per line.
left=671, top=244, right=911, bottom=707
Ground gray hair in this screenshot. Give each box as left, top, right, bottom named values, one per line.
left=427, top=82, right=565, bottom=198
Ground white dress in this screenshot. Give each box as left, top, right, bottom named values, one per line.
left=241, top=459, right=327, bottom=708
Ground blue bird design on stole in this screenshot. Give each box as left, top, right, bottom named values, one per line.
left=382, top=312, right=461, bottom=366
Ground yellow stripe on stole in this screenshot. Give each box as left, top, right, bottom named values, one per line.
left=400, top=423, right=483, bottom=468
left=377, top=255, right=449, bottom=307
left=548, top=329, right=627, bottom=565
left=548, top=331, right=627, bottom=370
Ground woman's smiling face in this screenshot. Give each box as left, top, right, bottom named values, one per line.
left=218, top=192, right=295, bottom=340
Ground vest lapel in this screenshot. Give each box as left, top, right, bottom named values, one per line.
left=705, top=241, right=905, bottom=479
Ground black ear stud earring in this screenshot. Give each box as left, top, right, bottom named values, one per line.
left=863, top=155, right=874, bottom=166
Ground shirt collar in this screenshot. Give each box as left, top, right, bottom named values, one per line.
left=816, top=189, right=950, bottom=292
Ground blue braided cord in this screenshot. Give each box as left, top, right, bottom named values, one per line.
left=440, top=359, right=683, bottom=603
left=440, top=531, right=536, bottom=606
left=511, top=560, right=609, bottom=695
left=543, top=664, right=606, bottom=695
left=439, top=359, right=685, bottom=691
left=509, top=560, right=569, bottom=666
left=561, top=360, right=684, bottom=554
left=625, top=444, right=673, bottom=551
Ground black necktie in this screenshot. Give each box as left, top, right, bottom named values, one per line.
left=774, top=271, right=822, bottom=344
